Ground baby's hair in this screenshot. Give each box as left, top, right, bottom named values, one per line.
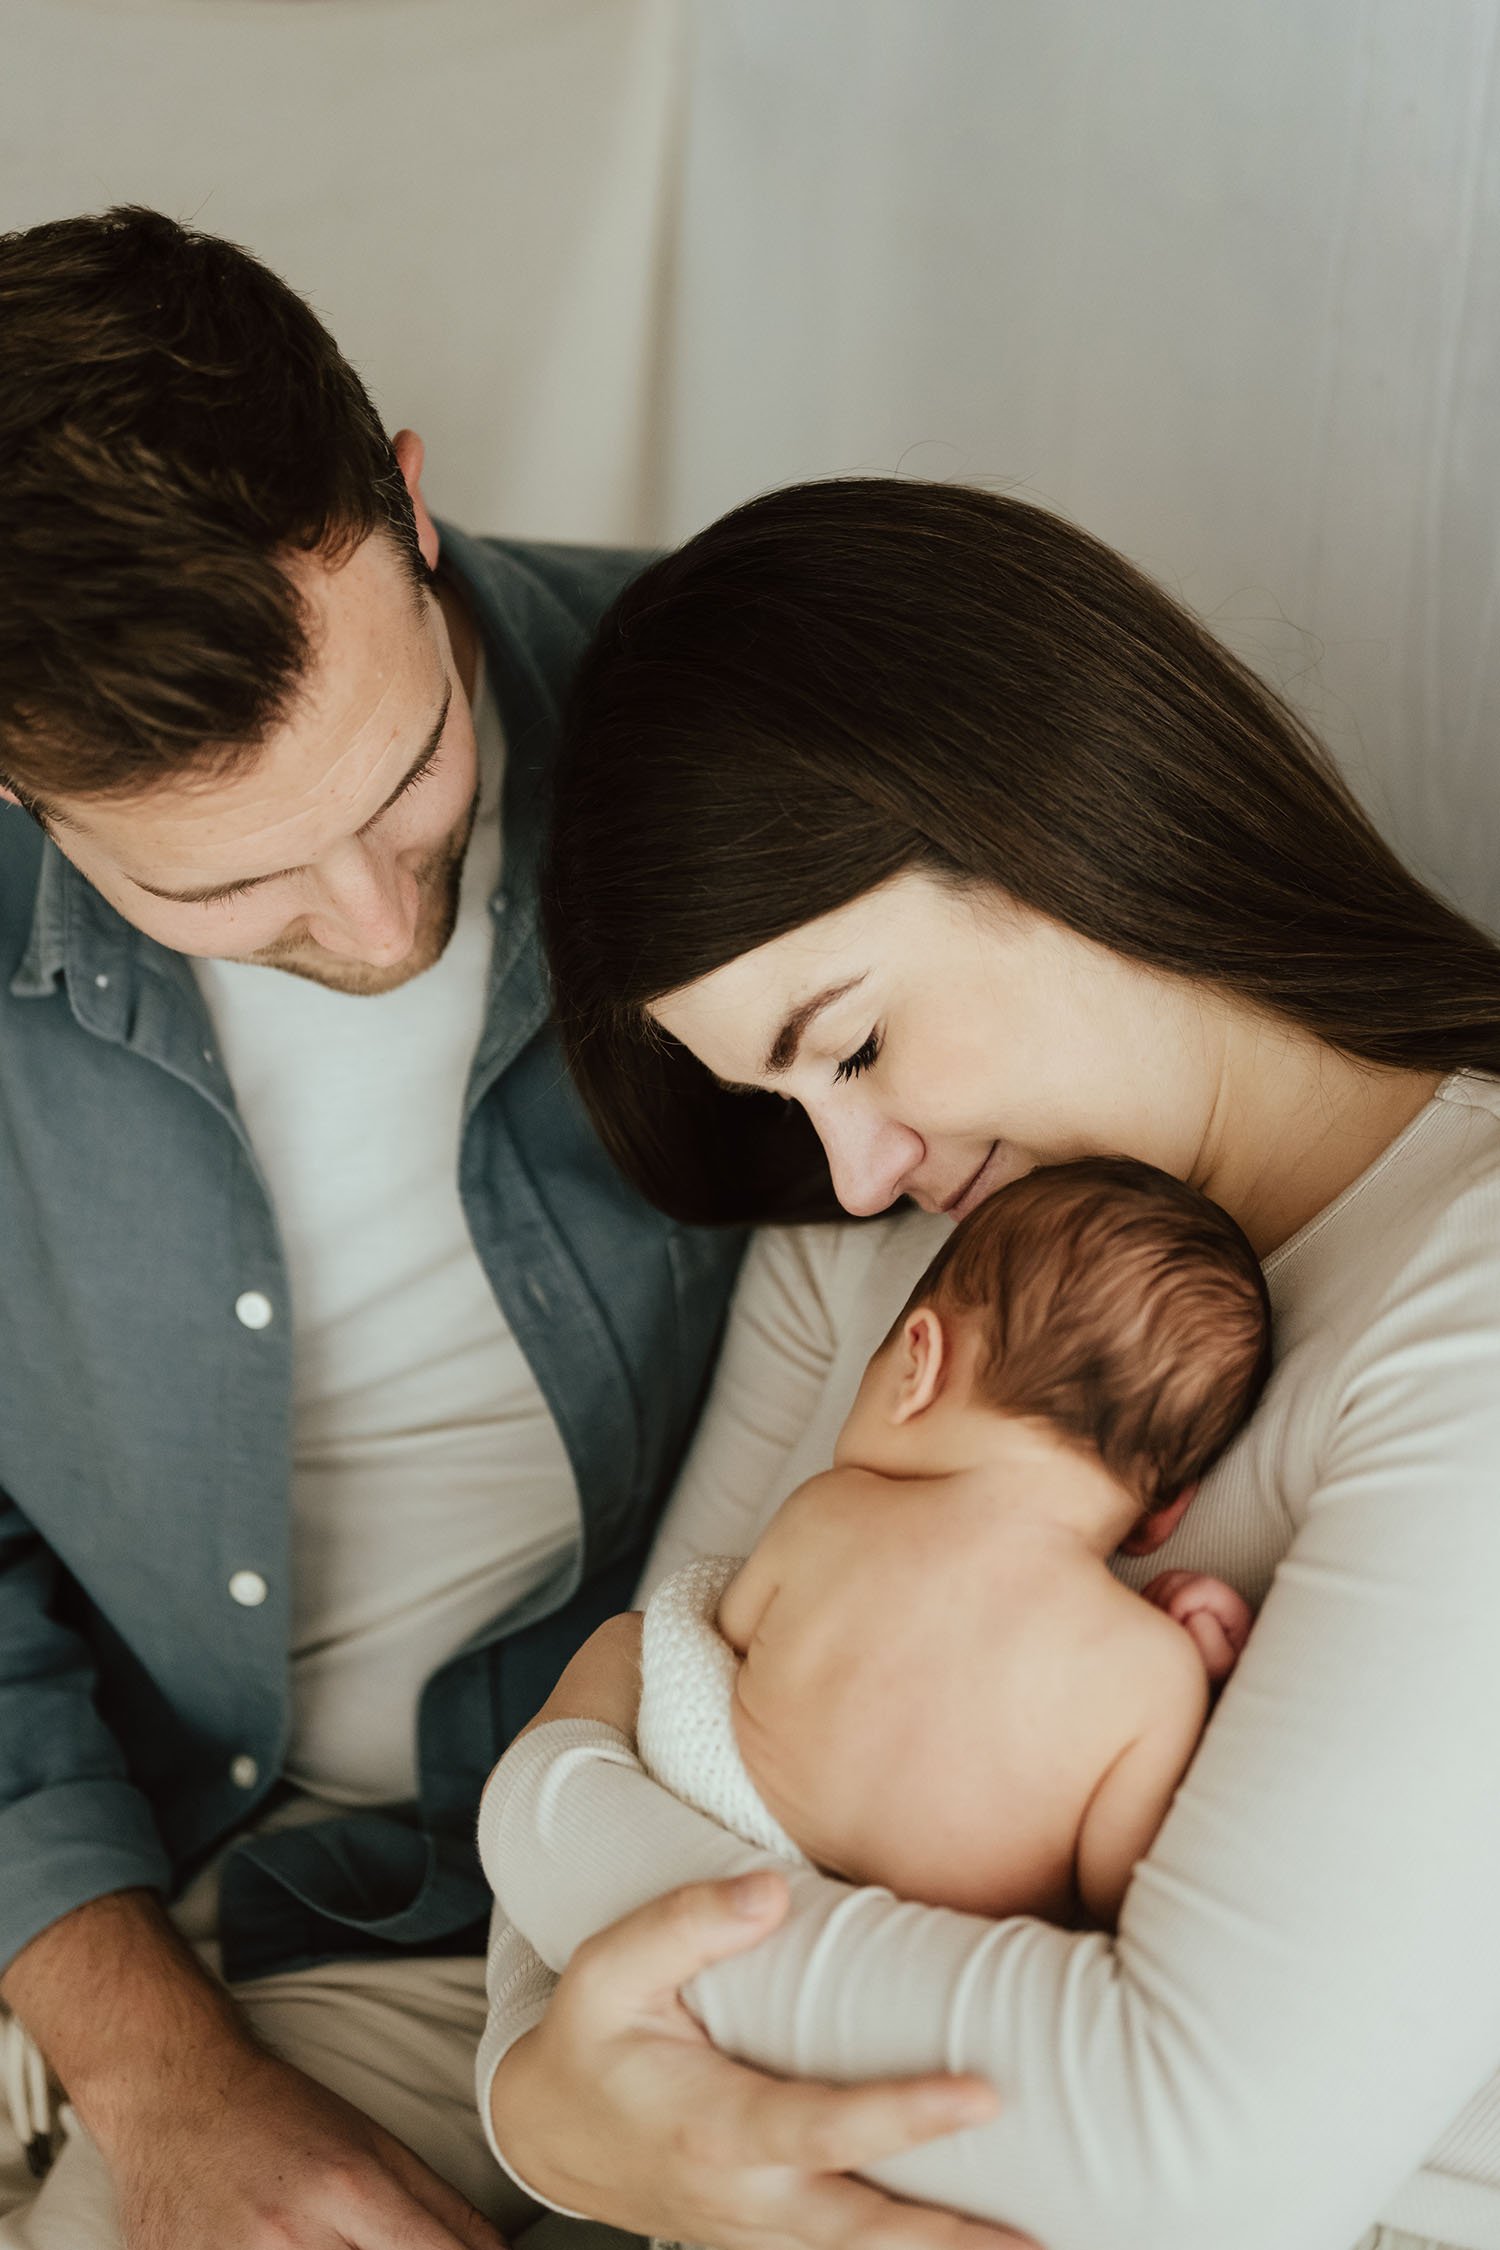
left=905, top=1157, right=1273, bottom=1511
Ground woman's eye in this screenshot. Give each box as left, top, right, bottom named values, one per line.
left=834, top=1031, right=880, bottom=1084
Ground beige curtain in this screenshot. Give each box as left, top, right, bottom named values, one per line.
left=0, top=0, right=685, bottom=544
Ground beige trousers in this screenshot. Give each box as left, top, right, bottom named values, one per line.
left=0, top=1791, right=638, bottom=2250
left=0, top=2046, right=1471, bottom=2250
left=0, top=1951, right=636, bottom=2250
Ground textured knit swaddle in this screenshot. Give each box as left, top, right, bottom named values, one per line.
left=637, top=1555, right=810, bottom=1865
left=637, top=1556, right=810, bottom=2250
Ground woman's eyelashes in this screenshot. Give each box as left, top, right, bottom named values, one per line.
left=834, top=1030, right=881, bottom=1084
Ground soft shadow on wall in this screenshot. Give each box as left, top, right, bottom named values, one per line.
left=0, top=0, right=685, bottom=546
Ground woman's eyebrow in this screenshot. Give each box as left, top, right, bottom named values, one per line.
left=762, top=975, right=867, bottom=1075
left=131, top=682, right=453, bottom=905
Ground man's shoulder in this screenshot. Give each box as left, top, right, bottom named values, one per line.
left=441, top=525, right=652, bottom=661
left=485, top=536, right=653, bottom=624
left=0, top=804, right=45, bottom=979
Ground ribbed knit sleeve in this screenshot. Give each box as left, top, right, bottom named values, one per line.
left=482, top=1089, right=1500, bottom=2250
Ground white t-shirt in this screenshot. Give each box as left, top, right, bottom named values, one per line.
left=196, top=667, right=579, bottom=1805
left=480, top=1070, right=1500, bottom=2250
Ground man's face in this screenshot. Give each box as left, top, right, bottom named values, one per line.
left=36, top=525, right=481, bottom=996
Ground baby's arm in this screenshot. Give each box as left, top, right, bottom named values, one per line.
left=1075, top=1627, right=1209, bottom=1925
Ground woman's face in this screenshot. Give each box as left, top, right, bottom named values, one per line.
left=649, top=872, right=1225, bottom=1220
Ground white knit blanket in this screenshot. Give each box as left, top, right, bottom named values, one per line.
left=637, top=1557, right=810, bottom=2250
left=638, top=1554, right=811, bottom=1867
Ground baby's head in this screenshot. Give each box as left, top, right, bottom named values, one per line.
left=845, top=1157, right=1272, bottom=1521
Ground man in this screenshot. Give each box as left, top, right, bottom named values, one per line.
left=0, top=206, right=744, bottom=2249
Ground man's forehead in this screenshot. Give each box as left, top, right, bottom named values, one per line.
left=65, top=544, right=444, bottom=881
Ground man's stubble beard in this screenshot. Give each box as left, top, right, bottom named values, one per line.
left=245, top=785, right=480, bottom=997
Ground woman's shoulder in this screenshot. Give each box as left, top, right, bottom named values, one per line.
left=1272, top=1070, right=1500, bottom=1370
left=1275, top=1068, right=1500, bottom=1252
left=751, top=1206, right=951, bottom=1311
left=1434, top=1065, right=1500, bottom=1137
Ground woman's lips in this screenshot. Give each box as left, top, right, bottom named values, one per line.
left=941, top=1142, right=1002, bottom=1221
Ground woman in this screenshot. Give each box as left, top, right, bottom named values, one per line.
left=481, top=480, right=1500, bottom=2250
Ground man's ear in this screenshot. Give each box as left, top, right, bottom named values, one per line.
left=1118, top=1481, right=1199, bottom=1557
left=392, top=428, right=441, bottom=576
left=0, top=784, right=20, bottom=807
left=890, top=1307, right=949, bottom=1424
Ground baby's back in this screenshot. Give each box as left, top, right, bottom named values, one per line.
left=718, top=1467, right=1209, bottom=1925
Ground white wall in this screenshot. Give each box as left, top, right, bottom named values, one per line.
left=7, top=0, right=1500, bottom=928
left=664, top=1, right=1500, bottom=930
left=0, top=0, right=683, bottom=543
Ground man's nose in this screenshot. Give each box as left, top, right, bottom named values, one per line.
left=805, top=1099, right=925, bottom=1217
left=305, top=842, right=417, bottom=965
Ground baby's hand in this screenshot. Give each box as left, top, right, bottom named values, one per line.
left=1141, top=1571, right=1252, bottom=1685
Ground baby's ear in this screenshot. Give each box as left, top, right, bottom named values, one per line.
left=1118, top=1480, right=1199, bottom=1556
left=890, top=1307, right=948, bottom=1423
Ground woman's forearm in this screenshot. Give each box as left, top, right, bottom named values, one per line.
left=482, top=1558, right=1500, bottom=2250
left=481, top=1719, right=774, bottom=1976
left=475, top=1906, right=560, bottom=2181
left=482, top=1223, right=1500, bottom=2250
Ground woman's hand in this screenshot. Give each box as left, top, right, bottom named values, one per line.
left=517, top=1610, right=644, bottom=1741
left=489, top=1870, right=1034, bottom=2250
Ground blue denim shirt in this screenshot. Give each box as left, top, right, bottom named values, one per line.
left=0, top=527, right=746, bottom=1980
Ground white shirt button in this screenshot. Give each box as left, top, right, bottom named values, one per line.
left=228, top=1570, right=268, bottom=1608
left=234, top=1290, right=273, bottom=1330
left=94, top=973, right=109, bottom=990
left=229, top=1754, right=259, bottom=1789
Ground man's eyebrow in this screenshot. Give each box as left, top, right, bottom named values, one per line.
left=761, top=976, right=867, bottom=1076
left=131, top=682, right=454, bottom=905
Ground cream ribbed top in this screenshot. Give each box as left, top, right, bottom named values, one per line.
left=480, top=1071, right=1500, bottom=2250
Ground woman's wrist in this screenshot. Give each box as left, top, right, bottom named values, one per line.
left=513, top=1611, right=644, bottom=1743
left=484, top=2028, right=590, bottom=2220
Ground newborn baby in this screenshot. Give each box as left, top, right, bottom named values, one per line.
left=638, top=1157, right=1270, bottom=1929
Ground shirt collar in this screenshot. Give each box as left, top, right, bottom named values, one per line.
left=10, top=834, right=198, bottom=1057
left=10, top=831, right=69, bottom=998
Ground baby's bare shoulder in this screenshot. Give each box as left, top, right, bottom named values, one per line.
left=719, top=1466, right=902, bottom=1654
left=719, top=1467, right=882, bottom=1632
left=759, top=1463, right=899, bottom=1552
left=1104, top=1577, right=1211, bottom=1720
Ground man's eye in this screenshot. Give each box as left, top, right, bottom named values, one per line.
left=834, top=1031, right=880, bottom=1084
left=390, top=745, right=440, bottom=806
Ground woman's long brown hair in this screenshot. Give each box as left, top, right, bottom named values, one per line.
left=542, top=478, right=1500, bottom=1226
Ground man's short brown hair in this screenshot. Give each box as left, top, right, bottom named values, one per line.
left=907, top=1156, right=1273, bottom=1510
left=0, top=206, right=428, bottom=810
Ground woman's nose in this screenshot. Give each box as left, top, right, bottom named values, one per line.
left=807, top=1099, right=925, bottom=1217
left=306, top=842, right=417, bottom=965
